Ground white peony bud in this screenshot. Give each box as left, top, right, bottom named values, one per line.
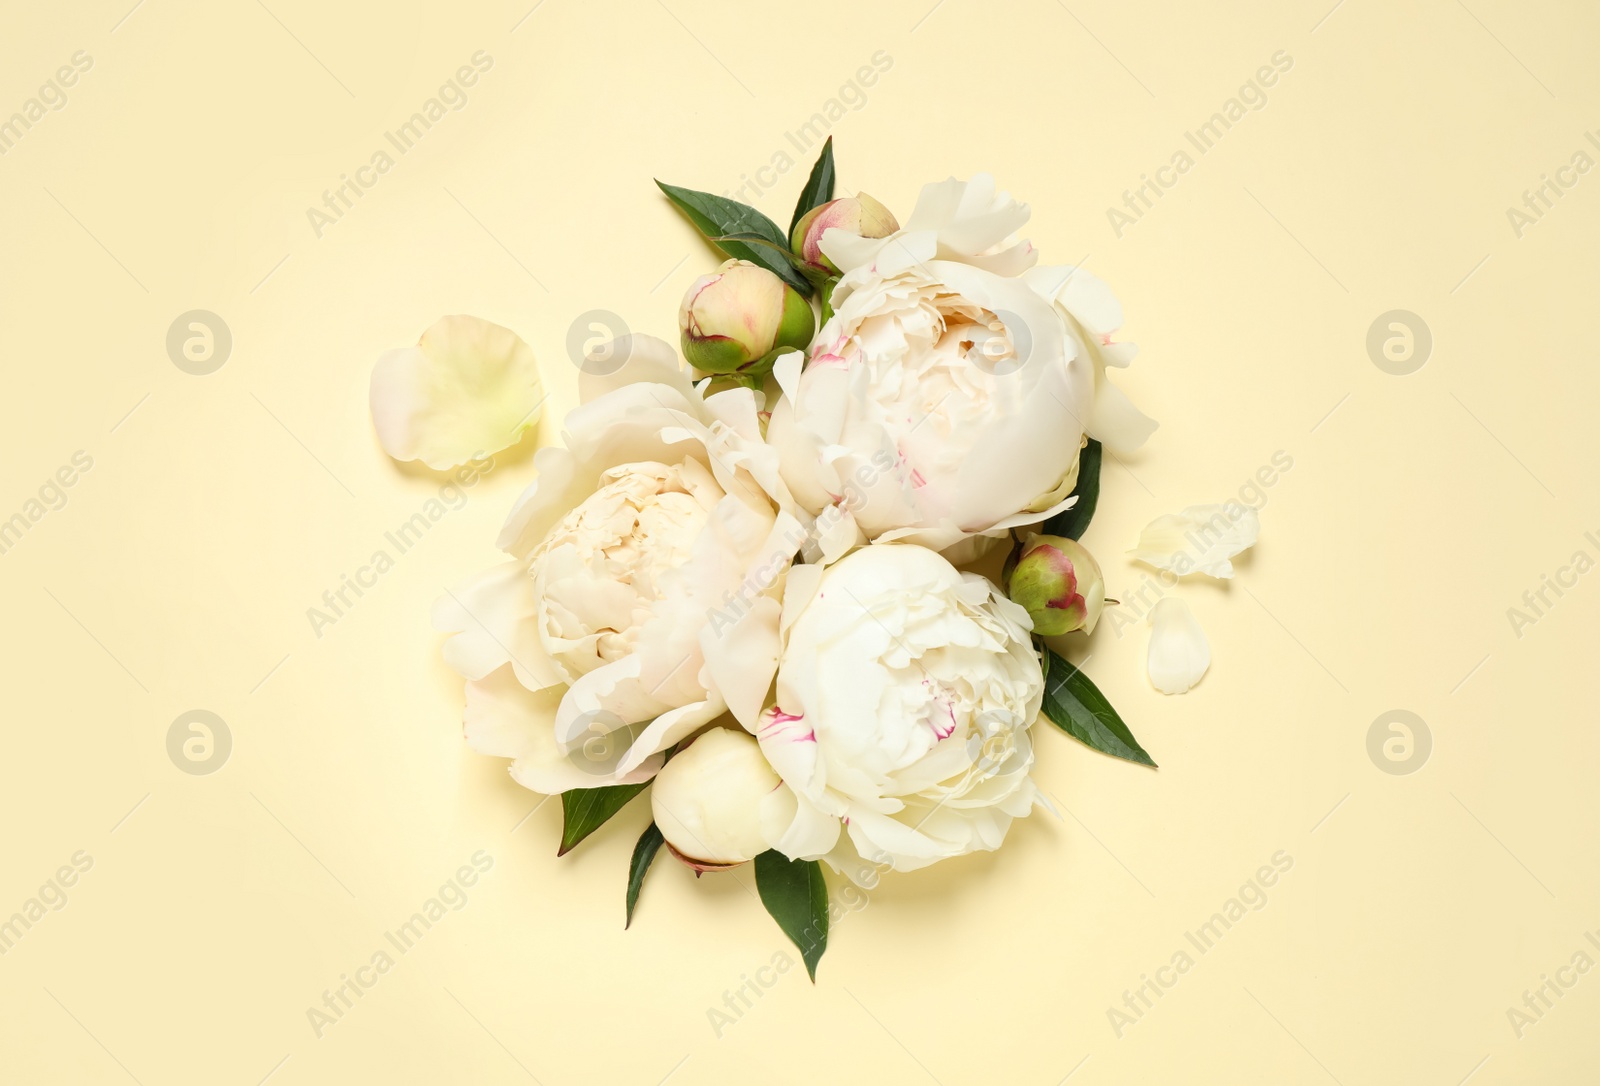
left=651, top=728, right=778, bottom=871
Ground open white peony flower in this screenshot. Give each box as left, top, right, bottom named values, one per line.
left=1129, top=502, right=1260, bottom=579
left=435, top=333, right=803, bottom=793
left=754, top=543, right=1046, bottom=880
left=1147, top=597, right=1210, bottom=694
left=767, top=174, right=1153, bottom=559
left=371, top=315, right=545, bottom=470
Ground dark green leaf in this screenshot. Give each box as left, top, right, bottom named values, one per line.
left=558, top=782, right=648, bottom=856
left=753, top=850, right=829, bottom=981
left=788, top=136, right=836, bottom=235
left=1043, top=439, right=1102, bottom=541
left=655, top=181, right=812, bottom=295
left=625, top=822, right=665, bottom=928
left=711, top=232, right=816, bottom=276
left=1039, top=647, right=1156, bottom=767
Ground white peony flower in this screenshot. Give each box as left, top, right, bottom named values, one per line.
left=370, top=315, right=545, bottom=470
left=753, top=543, right=1046, bottom=879
left=650, top=727, right=780, bottom=871
left=435, top=333, right=803, bottom=793
left=767, top=174, right=1154, bottom=559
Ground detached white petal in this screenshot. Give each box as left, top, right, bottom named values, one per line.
left=1147, top=598, right=1209, bottom=695
left=1129, top=503, right=1260, bottom=579
left=371, top=315, right=543, bottom=470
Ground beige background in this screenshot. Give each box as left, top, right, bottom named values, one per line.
left=1, top=0, right=1596, bottom=1082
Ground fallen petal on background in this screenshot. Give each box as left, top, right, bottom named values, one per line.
left=370, top=314, right=544, bottom=470
left=1128, top=503, right=1260, bottom=578
left=1147, top=597, right=1210, bottom=695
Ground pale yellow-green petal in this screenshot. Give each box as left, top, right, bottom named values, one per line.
left=370, top=314, right=543, bottom=470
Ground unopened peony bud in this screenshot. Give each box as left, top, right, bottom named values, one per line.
left=651, top=728, right=778, bottom=872
left=678, top=259, right=813, bottom=377
left=1007, top=534, right=1105, bottom=636
left=789, top=194, right=899, bottom=275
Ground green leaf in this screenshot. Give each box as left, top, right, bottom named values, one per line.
left=819, top=276, right=840, bottom=324
left=788, top=136, right=836, bottom=235
left=1039, top=647, right=1157, bottom=767
left=711, top=232, right=816, bottom=276
left=624, top=822, right=665, bottom=928
left=1043, top=439, right=1102, bottom=541
left=655, top=180, right=812, bottom=295
left=753, top=850, right=829, bottom=981
left=558, top=782, right=648, bottom=856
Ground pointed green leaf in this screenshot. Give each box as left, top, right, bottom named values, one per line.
left=625, top=822, right=665, bottom=928
left=1043, top=438, right=1102, bottom=541
left=1039, top=647, right=1156, bottom=767
left=655, top=181, right=812, bottom=295
left=788, top=136, right=836, bottom=234
left=711, top=232, right=816, bottom=276
left=558, top=782, right=648, bottom=856
left=753, top=850, right=829, bottom=981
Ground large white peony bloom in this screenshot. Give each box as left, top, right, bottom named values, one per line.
left=434, top=334, right=802, bottom=793
left=753, top=543, right=1047, bottom=879
left=767, top=174, right=1154, bottom=559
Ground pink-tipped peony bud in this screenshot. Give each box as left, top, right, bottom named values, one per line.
left=650, top=728, right=778, bottom=871
left=789, top=194, right=899, bottom=275
left=678, top=259, right=813, bottom=377
left=1007, top=534, right=1106, bottom=636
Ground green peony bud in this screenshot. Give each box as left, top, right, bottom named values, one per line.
left=678, top=258, right=814, bottom=378
left=789, top=194, right=899, bottom=275
left=1007, top=534, right=1105, bottom=636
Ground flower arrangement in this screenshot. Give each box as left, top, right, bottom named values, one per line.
left=369, top=140, right=1257, bottom=979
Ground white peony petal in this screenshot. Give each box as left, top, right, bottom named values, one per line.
left=464, top=666, right=659, bottom=794
left=1089, top=372, right=1158, bottom=453
left=1147, top=597, right=1210, bottom=695
left=462, top=665, right=554, bottom=760
left=552, top=656, right=676, bottom=745
left=1128, top=503, right=1261, bottom=579
left=371, top=315, right=544, bottom=470
left=700, top=595, right=781, bottom=729
left=778, top=563, right=825, bottom=635
left=612, top=698, right=725, bottom=776
left=759, top=783, right=842, bottom=861
left=1053, top=266, right=1123, bottom=336
left=432, top=560, right=566, bottom=690
left=576, top=332, right=695, bottom=405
